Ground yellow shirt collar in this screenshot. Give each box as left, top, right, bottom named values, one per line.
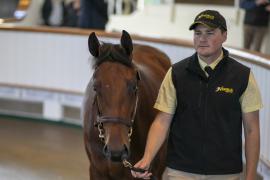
left=198, top=51, right=224, bottom=71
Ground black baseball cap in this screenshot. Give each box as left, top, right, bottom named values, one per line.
left=189, top=10, right=227, bottom=31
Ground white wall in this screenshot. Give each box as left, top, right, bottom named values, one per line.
left=0, top=30, right=90, bottom=91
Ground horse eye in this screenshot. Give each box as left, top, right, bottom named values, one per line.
left=128, top=81, right=138, bottom=93
left=93, top=83, right=100, bottom=92
left=93, top=84, right=97, bottom=91
left=133, top=84, right=138, bottom=92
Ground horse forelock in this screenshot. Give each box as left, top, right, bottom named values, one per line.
left=92, top=43, right=133, bottom=69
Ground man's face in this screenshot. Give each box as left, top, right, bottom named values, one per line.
left=193, top=24, right=227, bottom=58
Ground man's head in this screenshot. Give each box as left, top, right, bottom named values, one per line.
left=189, top=10, right=227, bottom=32
left=190, top=10, right=227, bottom=60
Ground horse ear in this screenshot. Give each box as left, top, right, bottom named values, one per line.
left=88, top=32, right=100, bottom=57
left=120, top=30, right=133, bottom=56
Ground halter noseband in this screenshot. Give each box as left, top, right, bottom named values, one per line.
left=98, top=116, right=133, bottom=127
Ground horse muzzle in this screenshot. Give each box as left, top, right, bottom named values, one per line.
left=103, top=144, right=130, bottom=162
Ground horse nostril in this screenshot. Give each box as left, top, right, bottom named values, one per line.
left=103, top=145, right=109, bottom=156
left=121, top=144, right=130, bottom=160
left=102, top=144, right=130, bottom=162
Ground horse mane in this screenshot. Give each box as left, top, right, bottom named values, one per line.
left=92, top=43, right=133, bottom=68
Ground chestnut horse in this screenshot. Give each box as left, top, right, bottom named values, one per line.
left=83, top=30, right=171, bottom=180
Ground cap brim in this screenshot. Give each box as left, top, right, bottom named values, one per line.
left=189, top=21, right=218, bottom=30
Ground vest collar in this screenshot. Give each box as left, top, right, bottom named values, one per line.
left=186, top=48, right=229, bottom=80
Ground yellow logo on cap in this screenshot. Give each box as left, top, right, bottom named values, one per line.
left=216, top=86, right=234, bottom=94
left=198, top=14, right=215, bottom=20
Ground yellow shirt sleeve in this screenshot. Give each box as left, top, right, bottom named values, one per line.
left=240, top=71, right=263, bottom=113
left=154, top=68, right=177, bottom=114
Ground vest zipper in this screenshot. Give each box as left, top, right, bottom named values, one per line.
left=198, top=81, right=202, bottom=108
left=202, top=81, right=209, bottom=173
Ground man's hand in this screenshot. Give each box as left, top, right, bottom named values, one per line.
left=131, top=158, right=152, bottom=179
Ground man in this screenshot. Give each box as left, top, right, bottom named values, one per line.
left=41, top=0, right=65, bottom=26
left=240, top=0, right=270, bottom=52
left=79, top=0, right=108, bottom=29
left=132, top=10, right=262, bottom=180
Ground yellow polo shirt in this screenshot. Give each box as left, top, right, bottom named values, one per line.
left=154, top=53, right=263, bottom=114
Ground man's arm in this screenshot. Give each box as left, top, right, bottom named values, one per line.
left=131, top=111, right=173, bottom=179
left=243, top=110, right=260, bottom=180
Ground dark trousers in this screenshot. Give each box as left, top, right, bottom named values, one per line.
left=243, top=24, right=268, bottom=52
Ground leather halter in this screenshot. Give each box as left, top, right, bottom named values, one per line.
left=98, top=116, right=133, bottom=127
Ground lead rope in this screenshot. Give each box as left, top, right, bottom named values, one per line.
left=122, top=159, right=146, bottom=173
left=122, top=159, right=157, bottom=180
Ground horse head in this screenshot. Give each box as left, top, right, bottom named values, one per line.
left=88, top=30, right=140, bottom=162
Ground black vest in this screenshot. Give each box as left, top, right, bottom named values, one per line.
left=167, top=49, right=250, bottom=174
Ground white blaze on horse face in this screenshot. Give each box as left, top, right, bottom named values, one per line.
left=104, top=124, right=129, bottom=146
